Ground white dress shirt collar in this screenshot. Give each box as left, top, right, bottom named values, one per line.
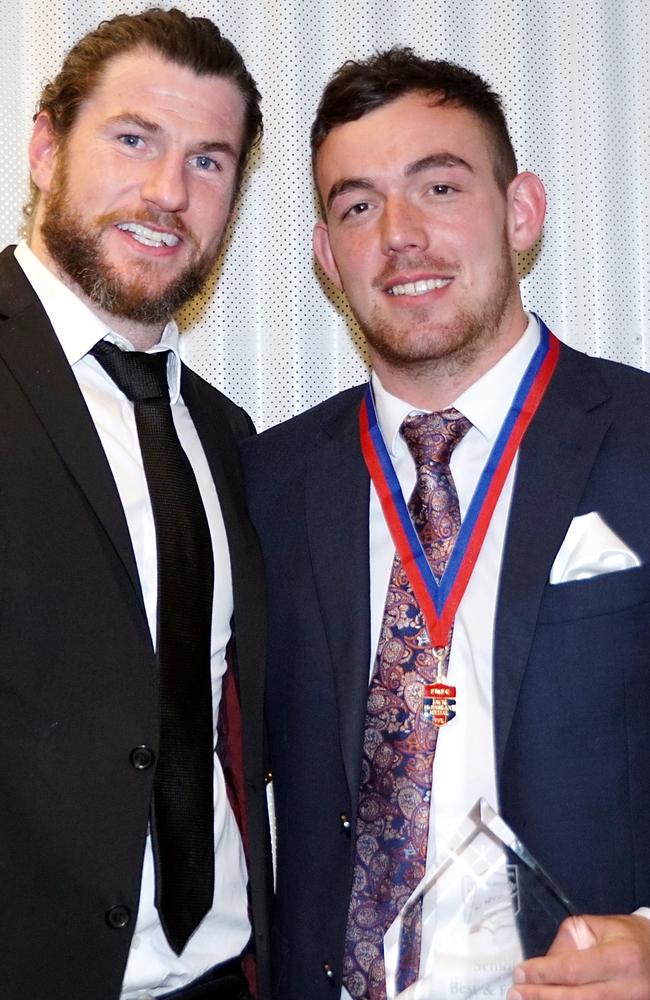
left=13, top=240, right=182, bottom=402
left=371, top=312, right=541, bottom=456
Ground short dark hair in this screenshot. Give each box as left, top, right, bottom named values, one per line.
left=30, top=7, right=261, bottom=206
left=311, top=48, right=517, bottom=195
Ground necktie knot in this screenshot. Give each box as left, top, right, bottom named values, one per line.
left=90, top=339, right=170, bottom=403
left=401, top=407, right=471, bottom=469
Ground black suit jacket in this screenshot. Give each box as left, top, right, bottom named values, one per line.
left=0, top=246, right=271, bottom=1000
left=242, top=338, right=650, bottom=1000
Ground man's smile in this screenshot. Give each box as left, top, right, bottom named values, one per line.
left=386, top=276, right=453, bottom=297
left=115, top=221, right=182, bottom=248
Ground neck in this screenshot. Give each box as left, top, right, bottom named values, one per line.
left=29, top=232, right=167, bottom=351
left=370, top=307, right=529, bottom=411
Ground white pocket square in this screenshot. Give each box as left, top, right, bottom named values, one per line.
left=549, top=512, right=641, bottom=584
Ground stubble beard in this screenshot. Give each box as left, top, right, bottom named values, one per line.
left=40, top=155, right=222, bottom=326
left=356, top=234, right=518, bottom=381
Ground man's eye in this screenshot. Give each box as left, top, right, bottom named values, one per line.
left=431, top=184, right=452, bottom=194
left=192, top=155, right=219, bottom=171
left=119, top=134, right=144, bottom=148
left=343, top=202, right=370, bottom=219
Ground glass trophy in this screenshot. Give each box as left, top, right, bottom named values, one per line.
left=383, top=799, right=593, bottom=1000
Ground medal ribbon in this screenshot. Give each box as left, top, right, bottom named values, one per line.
left=360, top=317, right=560, bottom=648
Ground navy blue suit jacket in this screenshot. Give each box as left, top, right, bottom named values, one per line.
left=243, top=340, right=650, bottom=1000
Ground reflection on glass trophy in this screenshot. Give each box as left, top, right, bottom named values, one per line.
left=384, top=799, right=592, bottom=1000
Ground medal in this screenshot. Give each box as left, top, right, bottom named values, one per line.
left=423, top=681, right=457, bottom=726
left=422, top=644, right=456, bottom=727
left=360, top=317, right=560, bottom=724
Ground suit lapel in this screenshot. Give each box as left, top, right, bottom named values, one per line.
left=180, top=367, right=261, bottom=623
left=0, top=248, right=144, bottom=609
left=180, top=368, right=244, bottom=552
left=182, top=371, right=270, bottom=993
left=181, top=366, right=266, bottom=726
left=493, top=344, right=612, bottom=777
left=305, top=390, right=371, bottom=807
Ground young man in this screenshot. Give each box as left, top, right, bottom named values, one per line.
left=1, top=10, right=271, bottom=1000
left=243, top=50, right=650, bottom=1000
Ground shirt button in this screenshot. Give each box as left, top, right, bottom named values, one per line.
left=105, top=905, right=131, bottom=929
left=340, top=814, right=352, bottom=832
left=130, top=746, right=155, bottom=770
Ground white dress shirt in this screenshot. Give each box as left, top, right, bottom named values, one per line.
left=14, top=242, right=250, bottom=999
left=342, top=315, right=540, bottom=1000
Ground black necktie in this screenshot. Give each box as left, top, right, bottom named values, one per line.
left=91, top=339, right=214, bottom=955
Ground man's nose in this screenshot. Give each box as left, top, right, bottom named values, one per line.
left=140, top=154, right=189, bottom=214
left=380, top=197, right=429, bottom=256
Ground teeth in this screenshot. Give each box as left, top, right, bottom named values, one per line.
left=387, top=277, right=451, bottom=296
left=116, top=222, right=180, bottom=247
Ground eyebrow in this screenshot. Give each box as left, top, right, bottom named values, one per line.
left=105, top=112, right=162, bottom=133
left=196, top=140, right=238, bottom=161
left=326, top=177, right=374, bottom=212
left=105, top=113, right=238, bottom=160
left=405, top=153, right=473, bottom=176
left=325, top=152, right=474, bottom=212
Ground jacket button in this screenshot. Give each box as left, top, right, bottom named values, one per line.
left=340, top=813, right=352, bottom=832
left=322, top=962, right=335, bottom=981
left=106, top=905, right=131, bottom=929
left=130, top=746, right=155, bottom=770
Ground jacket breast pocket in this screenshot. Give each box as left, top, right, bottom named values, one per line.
left=529, top=561, right=650, bottom=734
left=537, top=562, right=650, bottom=624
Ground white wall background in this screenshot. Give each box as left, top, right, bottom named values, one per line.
left=1, top=0, right=648, bottom=430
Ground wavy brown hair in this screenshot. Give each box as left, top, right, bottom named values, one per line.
left=26, top=7, right=262, bottom=223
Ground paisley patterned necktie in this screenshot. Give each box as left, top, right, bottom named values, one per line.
left=343, top=408, right=472, bottom=1000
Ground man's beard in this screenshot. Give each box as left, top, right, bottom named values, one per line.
left=40, top=161, right=221, bottom=326
left=356, top=232, right=517, bottom=377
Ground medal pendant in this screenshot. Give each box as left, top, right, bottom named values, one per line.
left=423, top=681, right=457, bottom=726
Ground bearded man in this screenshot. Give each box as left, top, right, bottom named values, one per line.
left=0, top=10, right=271, bottom=1000
left=243, top=49, right=650, bottom=1000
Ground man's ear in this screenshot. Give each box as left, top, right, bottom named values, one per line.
left=506, top=171, right=546, bottom=252
left=313, top=219, right=343, bottom=291
left=29, top=112, right=59, bottom=195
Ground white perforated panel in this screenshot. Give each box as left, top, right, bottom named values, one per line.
left=1, top=0, right=648, bottom=428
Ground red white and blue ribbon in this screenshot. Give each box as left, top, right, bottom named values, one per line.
left=359, top=316, right=560, bottom=649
